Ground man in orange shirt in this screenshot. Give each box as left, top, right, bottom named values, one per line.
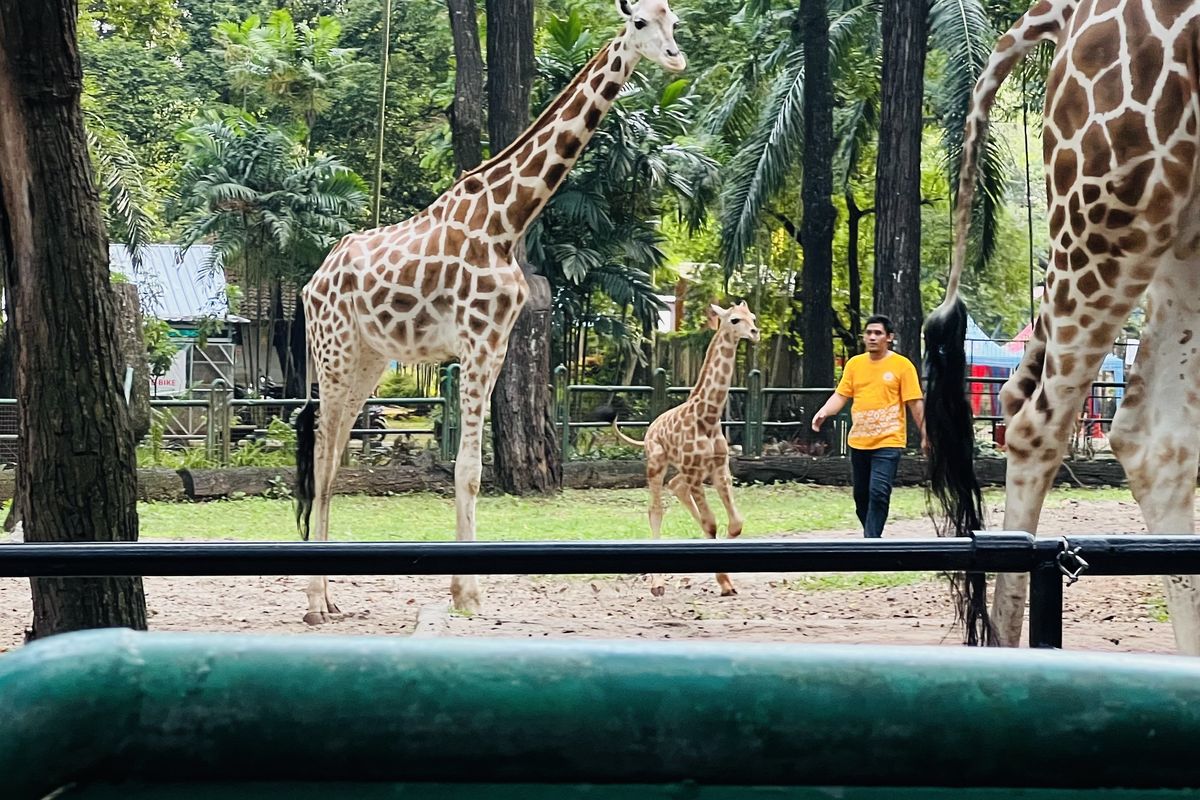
left=812, top=315, right=928, bottom=538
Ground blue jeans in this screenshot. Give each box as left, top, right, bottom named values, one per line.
left=850, top=447, right=902, bottom=538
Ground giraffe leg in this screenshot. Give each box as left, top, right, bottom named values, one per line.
left=994, top=276, right=1149, bottom=646
left=1109, top=259, right=1200, bottom=654
left=687, top=482, right=734, bottom=596
left=646, top=449, right=668, bottom=597
left=709, top=459, right=741, bottom=596
left=304, top=352, right=389, bottom=626
left=983, top=319, right=1049, bottom=644
left=668, top=472, right=703, bottom=526
left=448, top=355, right=505, bottom=615
left=710, top=458, right=744, bottom=538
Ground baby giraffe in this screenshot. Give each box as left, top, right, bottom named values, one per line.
left=605, top=302, right=759, bottom=596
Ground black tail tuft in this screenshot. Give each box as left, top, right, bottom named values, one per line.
left=294, top=401, right=317, bottom=542
left=923, top=298, right=996, bottom=646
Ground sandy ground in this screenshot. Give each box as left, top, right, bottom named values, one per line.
left=0, top=496, right=1184, bottom=654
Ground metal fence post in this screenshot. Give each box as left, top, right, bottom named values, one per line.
left=1028, top=563, right=1064, bottom=648
left=650, top=368, right=668, bottom=420
left=554, top=364, right=570, bottom=464
left=359, top=407, right=372, bottom=461
left=218, top=380, right=232, bottom=466
left=746, top=369, right=763, bottom=458
left=835, top=402, right=851, bottom=457
left=440, top=364, right=460, bottom=462
left=206, top=380, right=231, bottom=464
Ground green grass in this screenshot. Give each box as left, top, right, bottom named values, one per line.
left=779, top=572, right=937, bottom=591
left=1147, top=596, right=1170, bottom=623
left=136, top=485, right=1140, bottom=542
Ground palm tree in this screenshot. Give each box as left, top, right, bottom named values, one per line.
left=212, top=10, right=359, bottom=151
left=83, top=105, right=156, bottom=265
left=171, top=114, right=368, bottom=394
left=528, top=12, right=720, bottom=385
left=712, top=0, right=1007, bottom=371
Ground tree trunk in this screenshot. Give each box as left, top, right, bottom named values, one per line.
left=0, top=323, right=14, bottom=397
left=447, top=0, right=484, bottom=173
left=846, top=192, right=868, bottom=356
left=872, top=0, right=928, bottom=364
left=112, top=282, right=151, bottom=440
left=0, top=0, right=146, bottom=638
left=799, top=0, right=835, bottom=391
left=486, top=0, right=561, bottom=495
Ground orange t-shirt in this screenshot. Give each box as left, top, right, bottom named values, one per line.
left=835, top=351, right=922, bottom=450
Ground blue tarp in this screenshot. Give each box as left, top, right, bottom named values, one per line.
left=964, top=315, right=1124, bottom=382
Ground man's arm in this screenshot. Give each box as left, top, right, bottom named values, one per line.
left=906, top=398, right=928, bottom=455
left=812, top=392, right=850, bottom=432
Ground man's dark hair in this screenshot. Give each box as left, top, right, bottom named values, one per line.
left=865, top=314, right=893, bottom=334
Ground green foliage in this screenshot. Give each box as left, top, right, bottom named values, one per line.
left=928, top=0, right=1007, bottom=272
left=211, top=10, right=360, bottom=146
left=529, top=11, right=720, bottom=373
left=138, top=411, right=217, bottom=468
left=376, top=367, right=421, bottom=398
left=74, top=0, right=1066, bottom=390
left=312, top=0, right=455, bottom=220
left=230, top=417, right=297, bottom=467
left=171, top=114, right=368, bottom=286
left=143, top=318, right=179, bottom=379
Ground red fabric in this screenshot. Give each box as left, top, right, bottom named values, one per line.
left=969, top=365, right=988, bottom=415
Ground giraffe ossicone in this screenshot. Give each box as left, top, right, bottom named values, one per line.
left=925, top=0, right=1200, bottom=652
left=292, top=0, right=687, bottom=624
left=603, top=301, right=760, bottom=597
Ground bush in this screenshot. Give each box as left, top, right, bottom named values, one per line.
left=376, top=367, right=419, bottom=398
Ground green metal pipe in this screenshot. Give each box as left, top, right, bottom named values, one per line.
left=7, top=630, right=1200, bottom=797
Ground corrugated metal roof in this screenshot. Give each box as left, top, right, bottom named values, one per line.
left=109, top=244, right=248, bottom=323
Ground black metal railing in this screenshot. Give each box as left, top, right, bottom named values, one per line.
left=1, top=532, right=1191, bottom=650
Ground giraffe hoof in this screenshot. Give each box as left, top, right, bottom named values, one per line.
left=728, top=528, right=743, bottom=539
left=720, top=587, right=738, bottom=597
left=451, top=595, right=482, bottom=616
left=303, top=611, right=334, bottom=626
left=650, top=585, right=666, bottom=597
left=326, top=601, right=342, bottom=615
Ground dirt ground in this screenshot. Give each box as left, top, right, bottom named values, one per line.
left=0, top=496, right=1185, bottom=654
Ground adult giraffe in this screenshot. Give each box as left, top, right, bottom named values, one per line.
left=925, top=0, right=1200, bottom=651
left=294, top=0, right=686, bottom=624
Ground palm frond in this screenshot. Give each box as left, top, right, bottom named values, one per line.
left=930, top=0, right=1008, bottom=271
left=717, top=48, right=806, bottom=275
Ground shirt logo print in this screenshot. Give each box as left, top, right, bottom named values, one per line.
left=850, top=404, right=901, bottom=439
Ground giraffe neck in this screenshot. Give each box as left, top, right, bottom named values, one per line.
left=689, top=329, right=738, bottom=411
left=464, top=33, right=640, bottom=245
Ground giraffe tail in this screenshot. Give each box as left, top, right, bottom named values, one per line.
left=939, top=0, right=1074, bottom=316
left=590, top=404, right=646, bottom=448
left=294, top=390, right=317, bottom=542
left=923, top=298, right=993, bottom=646
left=923, top=1, right=1071, bottom=647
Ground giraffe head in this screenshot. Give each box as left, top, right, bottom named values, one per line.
left=616, top=0, right=686, bottom=73
left=708, top=301, right=760, bottom=343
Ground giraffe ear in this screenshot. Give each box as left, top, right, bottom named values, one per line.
left=616, top=0, right=634, bottom=19
left=706, top=304, right=724, bottom=330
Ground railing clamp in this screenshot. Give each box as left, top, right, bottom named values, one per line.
left=1056, top=539, right=1090, bottom=587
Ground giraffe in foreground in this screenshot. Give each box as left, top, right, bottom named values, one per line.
left=924, top=0, right=1200, bottom=651
left=602, top=302, right=760, bottom=597
left=294, top=0, right=686, bottom=624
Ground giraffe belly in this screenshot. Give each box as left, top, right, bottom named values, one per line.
left=357, top=306, right=459, bottom=364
